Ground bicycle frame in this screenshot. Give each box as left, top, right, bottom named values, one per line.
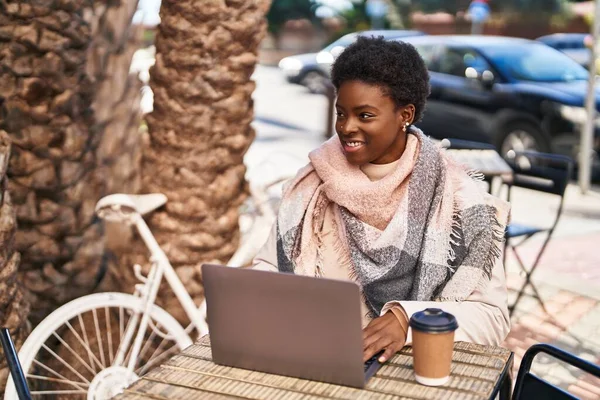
left=100, top=173, right=290, bottom=373
left=113, top=212, right=208, bottom=372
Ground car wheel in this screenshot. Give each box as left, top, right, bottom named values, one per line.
left=301, top=71, right=327, bottom=94
left=498, top=122, right=551, bottom=156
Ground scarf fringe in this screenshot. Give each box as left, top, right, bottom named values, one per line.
left=446, top=196, right=463, bottom=272
left=330, top=211, right=358, bottom=282
left=483, top=213, right=507, bottom=279
left=312, top=195, right=328, bottom=277
left=465, top=168, right=486, bottom=182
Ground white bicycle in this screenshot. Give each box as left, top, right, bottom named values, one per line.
left=3, top=172, right=288, bottom=399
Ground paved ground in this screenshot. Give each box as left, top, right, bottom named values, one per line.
left=249, top=65, right=600, bottom=398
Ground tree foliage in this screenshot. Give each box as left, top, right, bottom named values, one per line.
left=404, top=0, right=569, bottom=14
left=267, top=0, right=320, bottom=35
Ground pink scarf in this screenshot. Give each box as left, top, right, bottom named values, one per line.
left=276, top=128, right=510, bottom=315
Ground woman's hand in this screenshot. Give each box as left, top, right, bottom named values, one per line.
left=362, top=311, right=408, bottom=363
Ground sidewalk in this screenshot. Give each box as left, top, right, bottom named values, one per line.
left=503, top=187, right=600, bottom=399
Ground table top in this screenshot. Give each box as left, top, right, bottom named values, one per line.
left=446, top=149, right=513, bottom=177
left=114, top=335, right=513, bottom=400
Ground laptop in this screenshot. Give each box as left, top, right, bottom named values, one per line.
left=202, top=264, right=384, bottom=388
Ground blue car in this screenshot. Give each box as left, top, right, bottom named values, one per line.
left=400, top=35, right=600, bottom=173
left=537, top=33, right=591, bottom=68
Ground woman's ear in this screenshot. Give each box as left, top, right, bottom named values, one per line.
left=400, top=104, right=416, bottom=126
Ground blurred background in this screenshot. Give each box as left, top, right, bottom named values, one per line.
left=1, top=0, right=600, bottom=398
left=132, top=0, right=600, bottom=186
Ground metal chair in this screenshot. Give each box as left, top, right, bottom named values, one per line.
left=513, top=343, right=600, bottom=399
left=440, top=137, right=497, bottom=151
left=503, top=151, right=574, bottom=315
left=1, top=328, right=31, bottom=400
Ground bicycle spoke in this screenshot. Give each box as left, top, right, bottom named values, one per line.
left=77, top=314, right=100, bottom=371
left=105, top=307, right=114, bottom=364
left=141, top=326, right=171, bottom=368
left=41, top=344, right=91, bottom=384
left=31, top=359, right=88, bottom=392
left=123, top=335, right=135, bottom=368
left=27, top=374, right=90, bottom=389
left=136, top=321, right=161, bottom=369
left=31, top=389, right=86, bottom=395
left=50, top=332, right=96, bottom=376
left=136, top=342, right=179, bottom=376
left=92, top=308, right=106, bottom=367
left=66, top=320, right=103, bottom=372
left=119, top=306, right=124, bottom=344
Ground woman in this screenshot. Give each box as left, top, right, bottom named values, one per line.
left=253, top=36, right=510, bottom=365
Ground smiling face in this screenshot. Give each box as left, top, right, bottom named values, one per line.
left=335, top=80, right=415, bottom=166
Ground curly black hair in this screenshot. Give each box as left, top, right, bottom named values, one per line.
left=331, top=36, right=430, bottom=123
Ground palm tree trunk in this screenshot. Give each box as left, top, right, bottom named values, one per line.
left=112, top=0, right=271, bottom=323
left=0, top=0, right=144, bottom=325
left=0, top=132, right=30, bottom=394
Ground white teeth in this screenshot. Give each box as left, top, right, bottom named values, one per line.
left=346, top=142, right=363, bottom=147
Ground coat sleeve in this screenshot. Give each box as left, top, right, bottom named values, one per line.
left=381, top=255, right=511, bottom=346
left=251, top=221, right=279, bottom=272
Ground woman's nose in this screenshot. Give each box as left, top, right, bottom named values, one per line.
left=338, top=118, right=357, bottom=134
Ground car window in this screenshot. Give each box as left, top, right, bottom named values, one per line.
left=437, top=47, right=492, bottom=78
left=484, top=42, right=588, bottom=82
left=413, top=44, right=439, bottom=71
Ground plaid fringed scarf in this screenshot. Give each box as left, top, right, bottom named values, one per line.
left=276, top=128, right=510, bottom=317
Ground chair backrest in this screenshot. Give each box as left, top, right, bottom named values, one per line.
left=440, top=138, right=497, bottom=150
left=505, top=151, right=573, bottom=197
left=513, top=343, right=600, bottom=400
left=1, top=328, right=32, bottom=400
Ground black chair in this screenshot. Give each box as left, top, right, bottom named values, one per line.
left=440, top=137, right=497, bottom=151
left=1, top=328, right=32, bottom=400
left=513, top=343, right=600, bottom=399
left=503, top=151, right=574, bottom=315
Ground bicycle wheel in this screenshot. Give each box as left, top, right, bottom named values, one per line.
left=4, top=292, right=192, bottom=400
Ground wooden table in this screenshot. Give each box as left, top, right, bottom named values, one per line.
left=114, top=336, right=514, bottom=400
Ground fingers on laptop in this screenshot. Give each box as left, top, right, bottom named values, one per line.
left=363, top=336, right=392, bottom=362
left=362, top=313, right=406, bottom=362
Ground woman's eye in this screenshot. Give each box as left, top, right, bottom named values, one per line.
left=335, top=112, right=345, bottom=117
left=360, top=113, right=374, bottom=119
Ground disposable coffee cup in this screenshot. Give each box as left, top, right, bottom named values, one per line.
left=409, top=308, right=458, bottom=386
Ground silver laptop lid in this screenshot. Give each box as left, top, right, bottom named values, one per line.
left=202, top=264, right=367, bottom=388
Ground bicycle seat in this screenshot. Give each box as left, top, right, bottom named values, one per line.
left=95, top=193, right=167, bottom=221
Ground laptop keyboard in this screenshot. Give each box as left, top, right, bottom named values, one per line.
left=364, top=355, right=378, bottom=372
left=364, top=350, right=385, bottom=372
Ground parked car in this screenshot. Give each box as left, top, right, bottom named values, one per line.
left=278, top=52, right=328, bottom=94
left=536, top=33, right=592, bottom=68
left=278, top=30, right=425, bottom=94
left=399, top=35, right=600, bottom=173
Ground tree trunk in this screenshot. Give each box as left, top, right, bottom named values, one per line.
left=111, top=0, right=271, bottom=323
left=0, top=132, right=30, bottom=394
left=0, top=0, right=143, bottom=325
